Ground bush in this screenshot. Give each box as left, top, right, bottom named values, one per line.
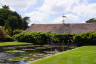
left=14, top=32, right=73, bottom=45
left=13, top=29, right=24, bottom=36
left=73, top=32, right=96, bottom=46
left=50, top=33, right=73, bottom=46
left=14, top=32, right=96, bottom=46
left=13, top=32, right=52, bottom=45
left=0, top=26, right=14, bottom=42
left=3, top=35, right=14, bottom=42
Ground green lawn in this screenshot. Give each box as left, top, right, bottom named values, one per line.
left=30, top=46, right=96, bottom=64
left=0, top=42, right=31, bottom=46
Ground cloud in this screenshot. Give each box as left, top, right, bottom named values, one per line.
left=39, top=0, right=81, bottom=14
left=65, top=14, right=79, bottom=20
left=52, top=14, right=80, bottom=23
left=0, top=0, right=37, bottom=11
left=53, top=2, right=96, bottom=23
left=26, top=11, right=49, bottom=25
left=72, top=3, right=96, bottom=18
left=52, top=16, right=64, bottom=24
left=36, top=0, right=96, bottom=23
left=26, top=0, right=82, bottom=24
left=1, top=0, right=96, bottom=24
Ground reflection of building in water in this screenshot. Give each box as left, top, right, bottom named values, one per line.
left=26, top=23, right=96, bottom=34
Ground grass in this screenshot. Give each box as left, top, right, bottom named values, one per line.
left=30, top=46, right=96, bottom=64
left=0, top=42, right=31, bottom=46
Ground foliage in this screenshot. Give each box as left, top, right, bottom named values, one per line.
left=0, top=5, right=29, bottom=36
left=0, top=27, right=6, bottom=39
left=51, top=33, right=73, bottom=46
left=0, top=26, right=13, bottom=42
left=86, top=18, right=96, bottom=23
left=22, top=17, right=30, bottom=29
left=13, top=29, right=24, bottom=36
left=14, top=32, right=96, bottom=46
left=13, top=32, right=53, bottom=45
left=73, top=32, right=96, bottom=46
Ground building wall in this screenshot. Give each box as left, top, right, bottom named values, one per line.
left=70, top=23, right=96, bottom=33
left=26, top=23, right=96, bottom=33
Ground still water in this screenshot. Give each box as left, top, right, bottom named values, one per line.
left=0, top=45, right=71, bottom=64
left=0, top=51, right=48, bottom=64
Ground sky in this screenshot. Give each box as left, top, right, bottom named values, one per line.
left=0, top=0, right=96, bottom=25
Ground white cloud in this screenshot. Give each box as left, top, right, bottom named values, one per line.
left=65, top=14, right=79, bottom=20
left=72, top=3, right=96, bottom=18
left=39, top=0, right=81, bottom=14
left=0, top=0, right=37, bottom=11
left=1, top=0, right=96, bottom=24
left=40, top=0, right=96, bottom=23
left=26, top=11, right=49, bottom=25
left=52, top=14, right=80, bottom=23
left=26, top=0, right=82, bottom=24
left=52, top=16, right=64, bottom=24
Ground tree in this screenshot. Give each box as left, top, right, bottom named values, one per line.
left=0, top=8, right=10, bottom=26
left=2, top=5, right=9, bottom=9
left=22, top=17, right=29, bottom=29
left=86, top=18, right=96, bottom=23
left=4, top=16, right=20, bottom=35
left=0, top=5, right=29, bottom=36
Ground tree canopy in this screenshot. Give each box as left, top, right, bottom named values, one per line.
left=0, top=5, right=29, bottom=36
left=86, top=18, right=96, bottom=23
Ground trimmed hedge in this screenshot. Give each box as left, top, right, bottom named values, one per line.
left=13, top=32, right=96, bottom=46
left=13, top=32, right=52, bottom=45
left=73, top=32, right=96, bottom=46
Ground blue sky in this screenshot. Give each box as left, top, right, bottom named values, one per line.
left=0, top=0, right=96, bottom=25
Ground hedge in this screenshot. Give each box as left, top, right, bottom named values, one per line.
left=13, top=32, right=96, bottom=46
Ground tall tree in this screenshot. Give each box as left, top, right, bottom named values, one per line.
left=0, top=5, right=29, bottom=36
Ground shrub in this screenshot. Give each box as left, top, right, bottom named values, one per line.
left=50, top=33, right=73, bottom=46
left=0, top=26, right=13, bottom=42
left=13, top=32, right=51, bottom=45
left=4, top=35, right=14, bottom=42
left=14, top=32, right=73, bottom=45
left=73, top=32, right=96, bottom=46
left=14, top=32, right=96, bottom=46
left=13, top=29, right=24, bottom=36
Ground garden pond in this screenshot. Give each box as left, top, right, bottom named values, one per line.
left=0, top=45, right=74, bottom=64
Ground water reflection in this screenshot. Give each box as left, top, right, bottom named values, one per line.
left=0, top=51, right=50, bottom=64
left=0, top=45, right=72, bottom=64
left=0, top=52, right=29, bottom=64
left=12, top=60, right=28, bottom=64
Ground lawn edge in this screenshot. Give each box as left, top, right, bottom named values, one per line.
left=27, top=46, right=83, bottom=64
left=0, top=42, right=32, bottom=46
